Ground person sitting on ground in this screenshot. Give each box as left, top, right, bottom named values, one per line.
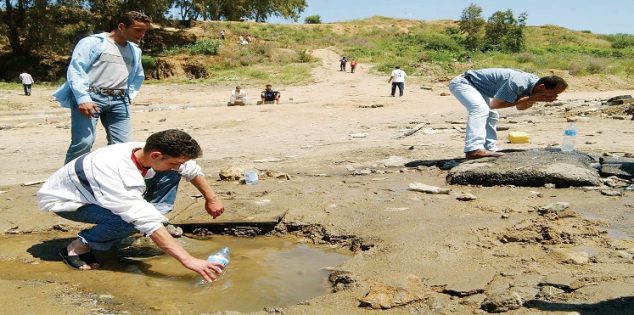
left=239, top=35, right=248, bottom=45
left=229, top=85, right=247, bottom=105
left=449, top=68, right=567, bottom=159
left=260, top=84, right=280, bottom=104
left=37, top=129, right=226, bottom=282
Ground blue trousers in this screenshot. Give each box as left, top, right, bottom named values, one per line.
left=391, top=82, right=404, bottom=96
left=57, top=172, right=181, bottom=251
left=64, top=92, right=131, bottom=164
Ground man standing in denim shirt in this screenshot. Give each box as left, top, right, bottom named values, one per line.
left=53, top=11, right=151, bottom=164
left=449, top=68, right=567, bottom=159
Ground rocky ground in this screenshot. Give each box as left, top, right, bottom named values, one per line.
left=0, top=49, right=633, bottom=314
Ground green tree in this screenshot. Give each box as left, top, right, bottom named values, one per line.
left=1, top=0, right=28, bottom=55
left=458, top=3, right=485, bottom=51
left=171, top=0, right=305, bottom=22
left=304, top=14, right=321, bottom=24
left=483, top=9, right=527, bottom=53
left=247, top=0, right=306, bottom=22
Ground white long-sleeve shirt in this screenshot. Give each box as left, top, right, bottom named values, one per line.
left=37, top=142, right=203, bottom=236
left=230, top=89, right=247, bottom=103
left=19, top=72, right=34, bottom=84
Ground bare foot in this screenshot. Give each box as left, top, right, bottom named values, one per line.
left=465, top=149, right=505, bottom=159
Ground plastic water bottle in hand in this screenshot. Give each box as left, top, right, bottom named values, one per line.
left=197, top=247, right=230, bottom=286
left=561, top=123, right=577, bottom=152
left=207, top=247, right=230, bottom=269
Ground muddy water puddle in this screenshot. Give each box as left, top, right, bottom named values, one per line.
left=0, top=233, right=350, bottom=313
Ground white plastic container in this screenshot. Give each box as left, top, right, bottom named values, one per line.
left=244, top=169, right=259, bottom=185
left=561, top=123, right=577, bottom=152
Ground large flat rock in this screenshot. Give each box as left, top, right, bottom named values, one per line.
left=600, top=156, right=634, bottom=180
left=447, top=149, right=602, bottom=187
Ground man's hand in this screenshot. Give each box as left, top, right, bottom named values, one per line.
left=206, top=198, right=225, bottom=219
left=190, top=175, right=225, bottom=219
left=149, top=226, right=223, bottom=282
left=182, top=257, right=224, bottom=282
left=78, top=102, right=99, bottom=118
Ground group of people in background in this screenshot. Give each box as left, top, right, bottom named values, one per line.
left=227, top=84, right=280, bottom=105
left=339, top=56, right=357, bottom=73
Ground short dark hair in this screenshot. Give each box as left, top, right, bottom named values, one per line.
left=536, top=75, right=567, bottom=90
left=395, top=66, right=400, bottom=69
left=144, top=129, right=202, bottom=159
left=119, top=11, right=151, bottom=27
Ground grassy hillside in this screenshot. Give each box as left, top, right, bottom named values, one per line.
left=2, top=16, right=631, bottom=90
left=141, top=16, right=634, bottom=89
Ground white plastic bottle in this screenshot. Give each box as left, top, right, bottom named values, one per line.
left=197, top=247, right=230, bottom=286
left=561, top=123, right=577, bottom=152
left=207, top=247, right=230, bottom=268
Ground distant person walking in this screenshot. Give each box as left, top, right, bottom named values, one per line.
left=52, top=11, right=151, bottom=165
left=350, top=59, right=357, bottom=73
left=388, top=66, right=406, bottom=97
left=449, top=68, right=567, bottom=159
left=19, top=72, right=34, bottom=96
left=339, top=56, right=347, bottom=71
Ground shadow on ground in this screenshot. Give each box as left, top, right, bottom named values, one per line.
left=26, top=237, right=170, bottom=279
left=525, top=296, right=634, bottom=315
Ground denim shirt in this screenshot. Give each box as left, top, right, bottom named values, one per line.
left=464, top=68, right=538, bottom=103
left=52, top=32, right=144, bottom=108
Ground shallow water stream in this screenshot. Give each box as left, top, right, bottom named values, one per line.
left=0, top=233, right=350, bottom=313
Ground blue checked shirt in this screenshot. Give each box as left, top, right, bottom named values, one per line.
left=464, top=68, right=538, bottom=103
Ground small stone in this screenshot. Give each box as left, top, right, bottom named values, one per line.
left=529, top=191, right=543, bottom=198
left=538, top=202, right=570, bottom=215
left=480, top=290, right=523, bottom=313
left=384, top=156, right=410, bottom=167
left=600, top=190, right=622, bottom=196
left=409, top=182, right=450, bottom=194
left=349, top=133, right=368, bottom=138
left=219, top=166, right=245, bottom=181
left=457, top=193, right=477, bottom=201
left=359, top=283, right=422, bottom=309
left=165, top=224, right=183, bottom=238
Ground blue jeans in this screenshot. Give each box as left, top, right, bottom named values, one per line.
left=57, top=171, right=181, bottom=251
left=449, top=76, right=499, bottom=153
left=64, top=92, right=131, bottom=164
left=23, top=84, right=32, bottom=96
left=391, top=82, right=404, bottom=96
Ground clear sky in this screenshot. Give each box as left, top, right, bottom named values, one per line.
left=269, top=0, right=632, bottom=35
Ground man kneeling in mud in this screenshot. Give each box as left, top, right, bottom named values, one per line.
left=37, top=129, right=225, bottom=282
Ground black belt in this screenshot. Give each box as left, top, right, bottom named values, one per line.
left=89, top=87, right=127, bottom=96
left=463, top=73, right=474, bottom=84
